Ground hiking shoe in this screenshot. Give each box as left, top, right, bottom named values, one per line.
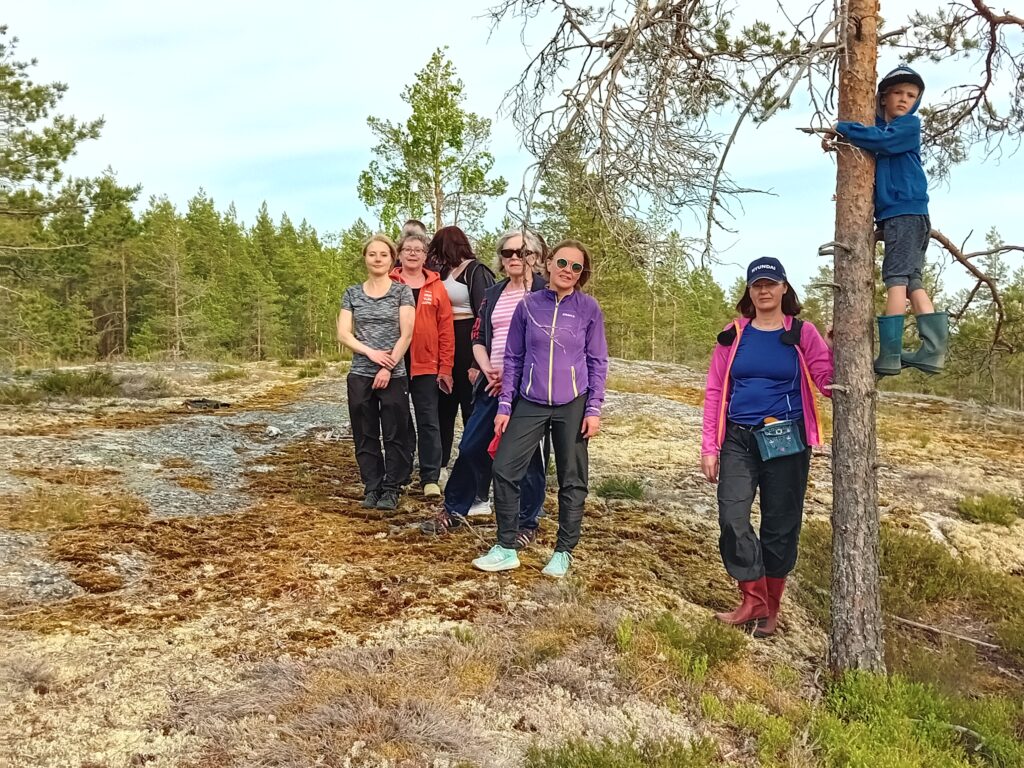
left=376, top=490, right=399, bottom=510
left=467, top=498, right=493, bottom=517
left=472, top=545, right=520, bottom=573
left=542, top=551, right=572, bottom=578
left=513, top=527, right=538, bottom=550
left=361, top=490, right=382, bottom=508
left=419, top=508, right=465, bottom=535
left=423, top=482, right=442, bottom=498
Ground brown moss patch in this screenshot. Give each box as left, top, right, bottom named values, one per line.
left=4, top=441, right=508, bottom=653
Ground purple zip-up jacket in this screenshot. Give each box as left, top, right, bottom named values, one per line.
left=498, top=288, right=609, bottom=417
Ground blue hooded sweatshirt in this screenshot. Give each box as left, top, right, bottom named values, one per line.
left=835, top=64, right=928, bottom=222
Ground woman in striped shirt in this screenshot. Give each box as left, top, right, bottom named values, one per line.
left=421, top=229, right=547, bottom=542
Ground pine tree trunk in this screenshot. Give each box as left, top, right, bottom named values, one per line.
left=172, top=255, right=182, bottom=360
left=120, top=248, right=129, bottom=356
left=828, top=0, right=885, bottom=673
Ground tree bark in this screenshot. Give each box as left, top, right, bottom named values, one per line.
left=828, top=0, right=885, bottom=673
left=120, top=247, right=129, bottom=355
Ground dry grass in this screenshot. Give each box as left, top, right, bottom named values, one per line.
left=174, top=475, right=215, bottom=492
left=160, top=643, right=495, bottom=767
left=0, top=486, right=147, bottom=531
left=605, top=374, right=706, bottom=406
left=10, top=466, right=122, bottom=487
left=161, top=457, right=194, bottom=469
left=0, top=376, right=310, bottom=438
left=229, top=380, right=313, bottom=412
left=877, top=399, right=1024, bottom=467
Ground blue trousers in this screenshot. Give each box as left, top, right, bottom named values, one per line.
left=444, top=389, right=546, bottom=528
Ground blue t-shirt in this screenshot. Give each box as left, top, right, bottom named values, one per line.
left=727, top=326, right=802, bottom=426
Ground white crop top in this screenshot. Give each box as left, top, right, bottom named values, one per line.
left=444, top=274, right=473, bottom=320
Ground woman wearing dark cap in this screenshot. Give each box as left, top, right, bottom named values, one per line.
left=426, top=226, right=496, bottom=482
left=701, top=256, right=833, bottom=637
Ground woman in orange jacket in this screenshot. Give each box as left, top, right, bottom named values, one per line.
left=391, top=232, right=456, bottom=496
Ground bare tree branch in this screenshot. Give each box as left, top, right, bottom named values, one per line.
left=930, top=228, right=1015, bottom=352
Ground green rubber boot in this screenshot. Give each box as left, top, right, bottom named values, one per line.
left=901, top=311, right=949, bottom=374
left=874, top=315, right=905, bottom=377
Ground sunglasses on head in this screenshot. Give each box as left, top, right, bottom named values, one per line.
left=499, top=248, right=535, bottom=259
left=554, top=257, right=584, bottom=274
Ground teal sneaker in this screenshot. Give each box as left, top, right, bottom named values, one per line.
left=472, top=545, right=520, bottom=572
left=542, top=551, right=572, bottom=578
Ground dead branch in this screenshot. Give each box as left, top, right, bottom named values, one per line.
left=930, top=228, right=1015, bottom=352
left=901, top=0, right=1024, bottom=178
left=0, top=242, right=87, bottom=252
left=890, top=614, right=1000, bottom=649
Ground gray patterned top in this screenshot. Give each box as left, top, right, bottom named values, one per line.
left=341, top=282, right=414, bottom=377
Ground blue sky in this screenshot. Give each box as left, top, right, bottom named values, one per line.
left=8, top=1, right=1023, bottom=295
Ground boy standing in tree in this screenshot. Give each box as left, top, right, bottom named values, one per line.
left=824, top=64, right=948, bottom=376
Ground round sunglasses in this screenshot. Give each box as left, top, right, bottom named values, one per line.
left=554, top=257, right=584, bottom=274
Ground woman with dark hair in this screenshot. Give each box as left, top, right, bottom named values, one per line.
left=472, top=240, right=608, bottom=578
left=421, top=229, right=548, bottom=541
left=390, top=232, right=455, bottom=497
left=426, top=226, right=496, bottom=480
left=337, top=234, right=415, bottom=511
left=701, top=257, right=833, bottom=637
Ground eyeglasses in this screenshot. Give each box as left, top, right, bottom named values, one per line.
left=400, top=248, right=426, bottom=255
left=554, top=257, right=584, bottom=274
left=499, top=248, right=536, bottom=260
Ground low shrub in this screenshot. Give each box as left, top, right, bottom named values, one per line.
left=595, top=476, right=645, bottom=500
left=956, top=493, right=1023, bottom=526
left=35, top=369, right=119, bottom=398
left=207, top=367, right=248, bottom=383
left=525, top=736, right=718, bottom=768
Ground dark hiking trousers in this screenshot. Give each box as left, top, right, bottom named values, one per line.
left=443, top=389, right=545, bottom=527
left=347, top=373, right=413, bottom=495
left=493, top=395, right=588, bottom=553
left=717, top=420, right=811, bottom=582
left=406, top=374, right=443, bottom=486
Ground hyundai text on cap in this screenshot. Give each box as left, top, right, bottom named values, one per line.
left=746, top=257, right=787, bottom=285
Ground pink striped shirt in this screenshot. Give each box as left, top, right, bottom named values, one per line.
left=489, top=286, right=527, bottom=370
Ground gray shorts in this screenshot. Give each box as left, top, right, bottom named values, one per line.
left=880, top=214, right=930, bottom=292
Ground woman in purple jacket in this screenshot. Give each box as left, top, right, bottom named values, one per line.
left=472, top=240, right=609, bottom=578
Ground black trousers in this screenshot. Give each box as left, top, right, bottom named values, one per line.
left=347, top=373, right=412, bottom=495
left=717, top=421, right=811, bottom=582
left=438, top=319, right=476, bottom=468
left=406, top=374, right=442, bottom=485
left=493, top=395, right=588, bottom=553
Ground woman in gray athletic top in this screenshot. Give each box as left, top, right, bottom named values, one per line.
left=337, top=234, right=415, bottom=511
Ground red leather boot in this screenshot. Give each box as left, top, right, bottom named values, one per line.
left=754, top=576, right=787, bottom=638
left=715, top=578, right=769, bottom=626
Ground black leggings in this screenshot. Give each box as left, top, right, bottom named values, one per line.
left=347, top=373, right=413, bottom=494
left=438, top=318, right=476, bottom=467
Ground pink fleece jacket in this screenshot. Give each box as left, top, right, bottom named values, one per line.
left=701, top=316, right=834, bottom=456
